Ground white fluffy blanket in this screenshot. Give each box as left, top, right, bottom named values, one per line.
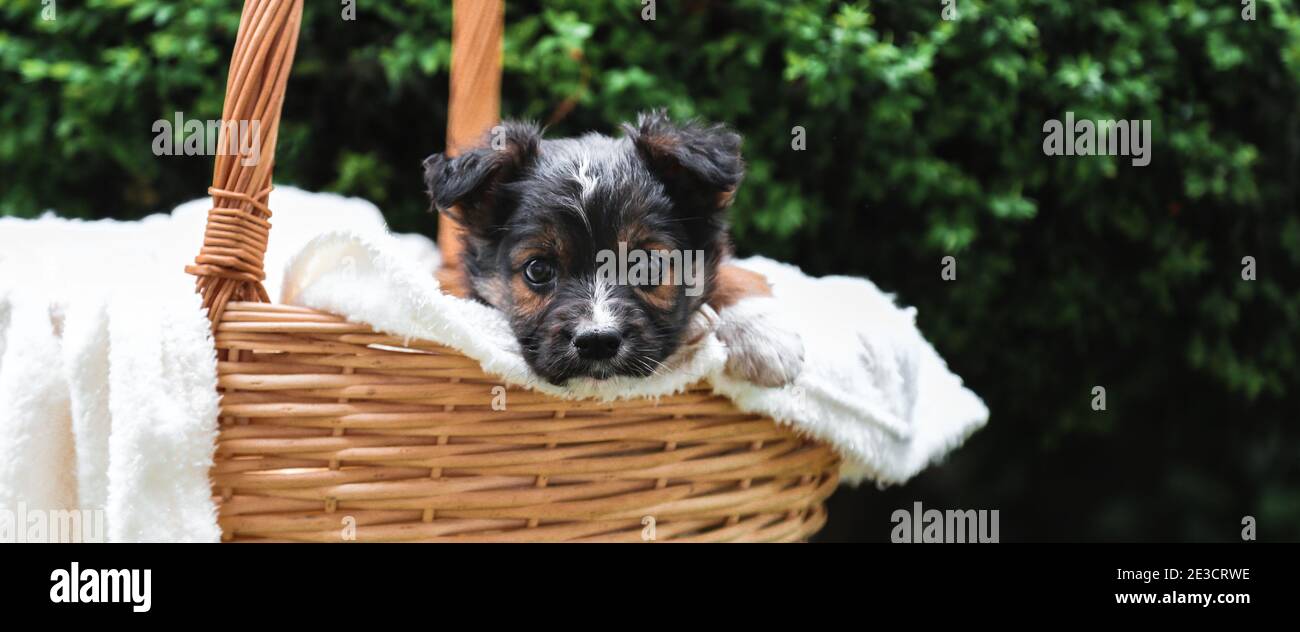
left=0, top=268, right=221, bottom=543
left=0, top=188, right=411, bottom=542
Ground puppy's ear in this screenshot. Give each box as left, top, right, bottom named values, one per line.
left=423, top=120, right=542, bottom=237
left=624, top=110, right=744, bottom=213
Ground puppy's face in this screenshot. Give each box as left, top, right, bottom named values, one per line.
left=425, top=112, right=743, bottom=384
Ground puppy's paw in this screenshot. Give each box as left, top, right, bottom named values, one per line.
left=715, top=298, right=804, bottom=387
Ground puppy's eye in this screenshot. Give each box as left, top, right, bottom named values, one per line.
left=631, top=252, right=666, bottom=285
left=523, top=258, right=556, bottom=285
left=647, top=256, right=665, bottom=284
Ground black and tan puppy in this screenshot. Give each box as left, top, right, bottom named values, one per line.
left=424, top=111, right=802, bottom=386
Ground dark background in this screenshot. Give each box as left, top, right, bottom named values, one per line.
left=2, top=0, right=1298, bottom=541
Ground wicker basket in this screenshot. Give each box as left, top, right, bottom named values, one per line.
left=189, top=0, right=839, bottom=542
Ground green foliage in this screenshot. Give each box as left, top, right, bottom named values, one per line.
left=2, top=0, right=1298, bottom=540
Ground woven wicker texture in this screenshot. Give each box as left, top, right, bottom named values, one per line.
left=193, top=0, right=840, bottom=542
left=213, top=304, right=838, bottom=542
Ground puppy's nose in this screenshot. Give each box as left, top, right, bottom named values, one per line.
left=573, top=329, right=622, bottom=360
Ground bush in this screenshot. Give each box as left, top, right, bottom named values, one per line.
left=2, top=0, right=1298, bottom=540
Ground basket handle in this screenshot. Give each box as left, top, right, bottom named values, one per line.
left=441, top=0, right=504, bottom=272
left=188, top=0, right=503, bottom=328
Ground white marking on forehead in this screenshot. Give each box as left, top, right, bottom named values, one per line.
left=557, top=153, right=596, bottom=236
left=575, top=155, right=599, bottom=202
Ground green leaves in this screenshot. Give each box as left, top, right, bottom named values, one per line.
left=987, top=191, right=1037, bottom=221
left=330, top=151, right=394, bottom=205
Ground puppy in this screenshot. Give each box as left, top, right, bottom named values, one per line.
left=424, top=111, right=803, bottom=386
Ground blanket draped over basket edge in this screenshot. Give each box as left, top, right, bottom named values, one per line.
left=0, top=286, right=221, bottom=543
